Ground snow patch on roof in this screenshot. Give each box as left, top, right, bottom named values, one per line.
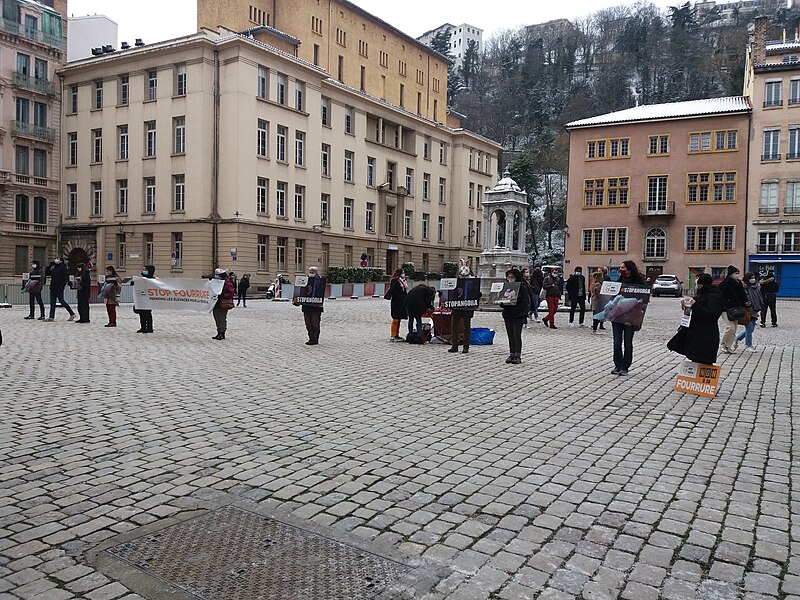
left=566, top=97, right=751, bottom=128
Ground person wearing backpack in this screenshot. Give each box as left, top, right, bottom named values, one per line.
left=718, top=265, right=749, bottom=353
left=23, top=259, right=46, bottom=320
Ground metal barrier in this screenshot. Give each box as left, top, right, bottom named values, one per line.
left=0, top=283, right=135, bottom=306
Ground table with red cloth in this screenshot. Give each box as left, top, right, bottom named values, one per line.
left=424, top=309, right=452, bottom=342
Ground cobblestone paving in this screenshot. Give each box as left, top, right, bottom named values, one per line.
left=0, top=297, right=797, bottom=599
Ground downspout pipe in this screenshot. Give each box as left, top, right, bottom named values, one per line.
left=211, top=49, right=221, bottom=270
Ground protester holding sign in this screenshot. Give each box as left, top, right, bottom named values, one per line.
left=610, top=261, right=645, bottom=376
left=295, top=266, right=325, bottom=345
left=102, top=266, right=122, bottom=328
left=501, top=268, right=531, bottom=364
left=447, top=264, right=481, bottom=354
left=212, top=268, right=235, bottom=340
left=678, top=273, right=724, bottom=365
left=134, top=265, right=156, bottom=333
left=23, top=260, right=46, bottom=320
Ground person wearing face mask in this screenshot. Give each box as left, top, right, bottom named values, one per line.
left=73, top=263, right=92, bottom=323
left=299, top=266, right=324, bottom=345
left=610, top=260, right=645, bottom=376
left=134, top=265, right=156, bottom=333
left=502, top=268, right=531, bottom=364
left=23, top=260, right=46, bottom=320
left=734, top=272, right=764, bottom=352
left=101, top=266, right=122, bottom=327
left=541, top=268, right=563, bottom=329
left=45, top=257, right=76, bottom=322
left=718, top=265, right=749, bottom=353
left=212, top=268, right=235, bottom=340
left=679, top=273, right=724, bottom=364
left=385, top=268, right=408, bottom=341
left=565, top=267, right=587, bottom=327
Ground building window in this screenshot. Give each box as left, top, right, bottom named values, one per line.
left=344, top=106, right=354, bottom=134
left=337, top=55, right=344, bottom=82
left=117, top=179, right=128, bottom=214
left=764, top=80, right=782, bottom=107
left=367, top=157, right=375, bottom=187
left=586, top=138, right=629, bottom=159
left=32, top=150, right=45, bottom=179
left=68, top=132, right=78, bottom=166
left=147, top=69, right=157, bottom=101
left=294, top=185, right=305, bottom=220
left=94, top=80, right=103, bottom=109
left=380, top=50, right=388, bottom=68
left=791, top=79, right=800, bottom=105
left=789, top=127, right=800, bottom=159
left=387, top=161, right=396, bottom=190
left=423, top=173, right=430, bottom=200
left=276, top=181, right=287, bottom=217
left=647, top=176, right=668, bottom=211
left=144, top=177, right=156, bottom=213
left=172, top=116, right=186, bottom=154
left=276, top=73, right=287, bottom=105
left=399, top=84, right=404, bottom=107
left=648, top=135, right=669, bottom=155
left=423, top=136, right=431, bottom=160
left=145, top=121, right=156, bottom=157
left=70, top=85, right=78, bottom=113
left=173, top=175, right=185, bottom=211
left=172, top=233, right=183, bottom=268
left=175, top=63, right=186, bottom=96
left=295, top=131, right=305, bottom=166
left=320, top=193, right=329, bottom=225
left=92, top=129, right=102, bottom=163
left=67, top=184, right=77, bottom=217
left=404, top=210, right=413, bottom=237
left=15, top=145, right=29, bottom=175
left=365, top=202, right=375, bottom=232
left=92, top=182, right=102, bottom=215
left=360, top=65, right=366, bottom=92
left=644, top=228, right=667, bottom=260
left=276, top=237, right=287, bottom=271
left=385, top=206, right=395, bottom=235
left=311, top=16, right=323, bottom=34
left=276, top=125, right=287, bottom=161
left=118, top=125, right=128, bottom=160
left=687, top=172, right=736, bottom=203
left=689, top=129, right=737, bottom=153
left=787, top=181, right=800, bottom=214
left=343, top=198, right=353, bottom=229
left=257, top=177, right=268, bottom=214
left=439, top=142, right=447, bottom=165
left=257, top=119, right=268, bottom=157
left=757, top=231, right=777, bottom=253
left=313, top=44, right=319, bottom=66
left=686, top=226, right=736, bottom=252
left=144, top=233, right=154, bottom=266
left=437, top=216, right=445, bottom=242
left=336, top=28, right=346, bottom=46
left=476, top=222, right=482, bottom=247
left=321, top=144, right=330, bottom=176
left=759, top=181, right=778, bottom=215
left=15, top=194, right=28, bottom=222
left=294, top=240, right=304, bottom=272
left=118, top=234, right=126, bottom=269
left=438, top=177, right=446, bottom=203
left=477, top=185, right=483, bottom=208
left=399, top=60, right=407, bottom=76
left=784, top=231, right=800, bottom=252
left=416, top=69, right=424, bottom=84
left=359, top=39, right=368, bottom=58
left=763, top=129, right=780, bottom=161
left=344, top=245, right=352, bottom=267
left=422, top=213, right=429, bottom=240
left=295, top=80, right=305, bottom=111
left=344, top=150, right=354, bottom=182
left=406, top=168, right=414, bottom=195
left=118, top=75, right=129, bottom=105
left=257, top=65, right=268, bottom=98
left=257, top=235, right=268, bottom=270
left=321, top=96, right=330, bottom=126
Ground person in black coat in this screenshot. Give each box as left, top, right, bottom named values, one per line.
left=681, top=273, right=724, bottom=365
left=73, top=263, right=92, bottom=323
left=565, top=267, right=587, bottom=326
left=759, top=272, right=778, bottom=327
left=404, top=284, right=435, bottom=337
left=718, top=265, right=749, bottom=353
left=502, top=268, right=531, bottom=364
left=385, top=268, right=408, bottom=341
left=237, top=274, right=251, bottom=307
left=23, top=259, right=46, bottom=320
left=134, top=265, right=156, bottom=333
left=46, top=257, right=76, bottom=321
left=611, top=260, right=645, bottom=375
left=298, top=267, right=324, bottom=345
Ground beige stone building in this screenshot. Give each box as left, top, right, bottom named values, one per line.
left=0, top=0, right=66, bottom=280
left=58, top=26, right=499, bottom=285
left=744, top=17, right=800, bottom=296
left=564, top=98, right=750, bottom=289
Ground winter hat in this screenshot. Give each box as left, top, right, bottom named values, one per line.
left=214, top=268, right=227, bottom=275
left=727, top=265, right=739, bottom=276
left=697, top=273, right=713, bottom=287
left=506, top=268, right=522, bottom=282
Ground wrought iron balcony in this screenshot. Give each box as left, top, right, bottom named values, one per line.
left=13, top=72, right=54, bottom=95
left=0, top=18, right=64, bottom=49
left=761, top=153, right=781, bottom=161
left=638, top=201, right=675, bottom=219
left=10, top=120, right=55, bottom=142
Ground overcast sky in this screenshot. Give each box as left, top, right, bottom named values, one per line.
left=68, top=0, right=682, bottom=48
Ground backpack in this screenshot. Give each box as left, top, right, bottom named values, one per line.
left=405, top=331, right=421, bottom=344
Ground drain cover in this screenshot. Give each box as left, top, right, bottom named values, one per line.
left=105, top=506, right=411, bottom=599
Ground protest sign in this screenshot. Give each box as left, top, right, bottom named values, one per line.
left=491, top=281, right=521, bottom=306
left=592, top=281, right=651, bottom=327
left=133, top=278, right=224, bottom=313
left=675, top=361, right=720, bottom=398
left=293, top=276, right=326, bottom=306
left=441, top=278, right=481, bottom=310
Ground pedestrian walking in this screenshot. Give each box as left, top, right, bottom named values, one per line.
left=236, top=274, right=251, bottom=307
left=404, top=284, right=435, bottom=339
left=566, top=266, right=587, bottom=327
left=73, top=263, right=91, bottom=323
left=735, top=272, right=764, bottom=352
left=528, top=264, right=544, bottom=322
left=589, top=270, right=605, bottom=333
left=677, top=273, right=725, bottom=364
left=385, top=268, right=408, bottom=341
left=449, top=264, right=480, bottom=354
left=610, top=260, right=645, bottom=376
left=502, top=268, right=531, bottom=364
left=718, top=265, right=749, bottom=353
left=759, top=271, right=778, bottom=327
left=23, top=259, right=46, bottom=320
left=102, top=266, right=121, bottom=327
left=541, top=267, right=563, bottom=329
left=45, top=257, right=75, bottom=322
left=212, top=268, right=235, bottom=340
left=299, top=266, right=323, bottom=345
left=134, top=265, right=156, bottom=333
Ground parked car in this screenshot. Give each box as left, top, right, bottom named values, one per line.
left=652, top=274, right=683, bottom=297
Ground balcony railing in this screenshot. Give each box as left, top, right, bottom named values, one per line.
left=758, top=207, right=779, bottom=215
left=791, top=98, right=800, bottom=106
left=755, top=244, right=800, bottom=254
left=638, top=201, right=676, bottom=217
left=10, top=120, right=55, bottom=142
left=13, top=72, right=55, bottom=96
left=762, top=153, right=781, bottom=161
left=14, top=222, right=48, bottom=233
left=764, top=100, right=783, bottom=108
left=789, top=152, right=800, bottom=160
left=0, top=18, right=64, bottom=49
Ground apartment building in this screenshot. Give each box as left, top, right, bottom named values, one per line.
left=0, top=0, right=66, bottom=281
left=197, top=0, right=451, bottom=125
left=417, top=23, right=483, bottom=71
left=565, top=98, right=750, bottom=289
left=58, top=28, right=499, bottom=284
left=745, top=16, right=800, bottom=296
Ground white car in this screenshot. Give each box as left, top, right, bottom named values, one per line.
left=652, top=274, right=683, bottom=297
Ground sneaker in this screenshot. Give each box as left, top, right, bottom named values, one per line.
left=746, top=346, right=757, bottom=352
left=68, top=315, right=75, bottom=321
left=44, top=318, right=54, bottom=322
left=511, top=357, right=522, bottom=364
left=619, top=369, right=628, bottom=376
left=569, top=323, right=575, bottom=327
left=37, top=316, right=45, bottom=321
left=462, top=347, right=469, bottom=354
left=611, top=368, right=620, bottom=375
left=24, top=316, right=34, bottom=320
left=523, top=324, right=527, bottom=329
left=534, top=319, right=541, bottom=323
left=772, top=323, right=778, bottom=327
left=506, top=356, right=514, bottom=364
left=448, top=346, right=459, bottom=353
left=579, top=324, right=586, bottom=327
left=760, top=323, right=766, bottom=328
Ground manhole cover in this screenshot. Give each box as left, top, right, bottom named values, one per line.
left=104, top=506, right=412, bottom=600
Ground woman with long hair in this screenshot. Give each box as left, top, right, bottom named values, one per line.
left=385, top=268, right=408, bottom=341
left=611, top=260, right=645, bottom=375
left=74, top=263, right=91, bottom=323
left=102, top=265, right=122, bottom=327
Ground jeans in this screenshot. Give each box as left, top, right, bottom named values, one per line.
left=569, top=297, right=586, bottom=324
left=504, top=318, right=524, bottom=356
left=528, top=297, right=540, bottom=320
left=736, top=319, right=756, bottom=346
left=237, top=291, right=247, bottom=306
left=408, top=315, right=423, bottom=334
left=49, top=287, right=75, bottom=319
left=612, top=322, right=635, bottom=370
left=28, top=292, right=44, bottom=317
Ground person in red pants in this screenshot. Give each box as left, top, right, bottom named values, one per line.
left=541, top=268, right=563, bottom=329
left=102, top=266, right=121, bottom=327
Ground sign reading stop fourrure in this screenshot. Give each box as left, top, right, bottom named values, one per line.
left=133, top=278, right=225, bottom=314
left=675, top=361, right=720, bottom=398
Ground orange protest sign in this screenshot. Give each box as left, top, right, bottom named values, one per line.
left=675, top=361, right=720, bottom=398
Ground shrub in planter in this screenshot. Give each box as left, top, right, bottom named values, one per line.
left=443, top=262, right=458, bottom=278
left=326, top=266, right=384, bottom=283
left=425, top=271, right=442, bottom=280
left=411, top=271, right=426, bottom=281
left=401, top=262, right=415, bottom=278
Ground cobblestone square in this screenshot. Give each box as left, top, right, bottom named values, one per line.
left=0, top=297, right=797, bottom=599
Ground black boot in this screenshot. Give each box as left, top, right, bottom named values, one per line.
left=448, top=345, right=459, bottom=353
left=462, top=346, right=469, bottom=354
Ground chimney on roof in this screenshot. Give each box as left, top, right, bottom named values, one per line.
left=752, top=16, right=768, bottom=65
left=121, top=41, right=130, bottom=50
left=135, top=38, right=144, bottom=47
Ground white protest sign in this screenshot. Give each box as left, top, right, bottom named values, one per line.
left=133, top=278, right=225, bottom=314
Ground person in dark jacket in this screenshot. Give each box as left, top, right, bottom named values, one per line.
left=404, top=284, right=435, bottom=337
left=611, top=260, right=645, bottom=375
left=298, top=266, right=324, bottom=345
left=718, top=265, right=749, bottom=353
left=212, top=267, right=235, bottom=340
left=565, top=266, right=587, bottom=327
left=528, top=264, right=544, bottom=322
left=237, top=274, right=251, bottom=307
left=759, top=272, right=778, bottom=327
left=735, top=272, right=764, bottom=352
left=449, top=265, right=481, bottom=354
left=23, top=259, right=46, bottom=320
left=680, top=273, right=724, bottom=365
left=386, top=268, right=408, bottom=341
left=502, top=268, right=531, bottom=364
left=73, top=263, right=91, bottom=323
left=103, top=265, right=122, bottom=327
left=46, top=257, right=76, bottom=322
left=541, top=268, right=563, bottom=329
left=134, top=265, right=156, bottom=333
